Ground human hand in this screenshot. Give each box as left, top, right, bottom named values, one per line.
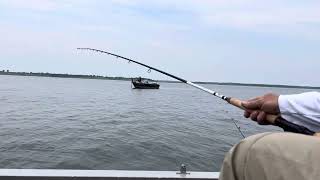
left=241, top=93, right=280, bottom=125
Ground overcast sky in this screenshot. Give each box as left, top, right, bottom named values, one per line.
left=0, top=0, right=319, bottom=86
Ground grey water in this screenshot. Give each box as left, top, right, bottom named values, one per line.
left=0, top=75, right=311, bottom=171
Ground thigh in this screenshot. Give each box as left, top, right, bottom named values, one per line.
left=220, top=133, right=320, bottom=180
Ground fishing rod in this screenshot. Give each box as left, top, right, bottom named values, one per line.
left=77, top=48, right=319, bottom=137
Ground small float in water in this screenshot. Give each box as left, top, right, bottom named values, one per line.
left=132, top=77, right=160, bottom=89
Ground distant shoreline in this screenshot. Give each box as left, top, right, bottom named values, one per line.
left=1, top=71, right=319, bottom=90
left=0, top=71, right=133, bottom=81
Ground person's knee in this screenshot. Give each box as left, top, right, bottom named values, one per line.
left=220, top=132, right=320, bottom=180
left=220, top=133, right=273, bottom=180
left=230, top=132, right=274, bottom=164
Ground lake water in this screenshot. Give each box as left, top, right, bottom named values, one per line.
left=0, top=75, right=310, bottom=171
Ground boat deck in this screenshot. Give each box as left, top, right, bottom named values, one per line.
left=0, top=169, right=219, bottom=180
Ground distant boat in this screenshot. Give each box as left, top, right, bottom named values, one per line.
left=132, top=77, right=160, bottom=89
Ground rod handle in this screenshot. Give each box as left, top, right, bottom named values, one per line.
left=227, top=97, right=320, bottom=137
left=227, top=97, right=278, bottom=124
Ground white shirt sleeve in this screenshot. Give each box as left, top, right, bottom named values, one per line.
left=278, top=92, right=320, bottom=132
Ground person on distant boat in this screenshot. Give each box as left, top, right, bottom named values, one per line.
left=219, top=92, right=320, bottom=180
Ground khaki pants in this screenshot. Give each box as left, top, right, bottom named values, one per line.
left=219, top=133, right=320, bottom=180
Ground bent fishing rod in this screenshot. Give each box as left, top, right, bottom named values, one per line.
left=77, top=48, right=319, bottom=137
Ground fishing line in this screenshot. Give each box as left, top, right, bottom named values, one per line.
left=77, top=48, right=318, bottom=137
left=231, top=118, right=246, bottom=138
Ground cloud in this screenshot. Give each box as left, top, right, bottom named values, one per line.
left=2, top=0, right=320, bottom=36
left=106, top=0, right=320, bottom=38
left=200, top=4, right=320, bottom=32
left=0, top=0, right=60, bottom=11
left=1, top=0, right=320, bottom=85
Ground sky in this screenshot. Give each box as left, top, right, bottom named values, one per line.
left=0, top=0, right=319, bottom=86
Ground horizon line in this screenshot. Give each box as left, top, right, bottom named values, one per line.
left=1, top=70, right=319, bottom=90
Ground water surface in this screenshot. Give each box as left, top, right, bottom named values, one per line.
left=0, top=75, right=309, bottom=171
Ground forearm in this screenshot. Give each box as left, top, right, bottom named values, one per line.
left=279, top=92, right=320, bottom=132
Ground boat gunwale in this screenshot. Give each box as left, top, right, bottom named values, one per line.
left=0, top=169, right=219, bottom=179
